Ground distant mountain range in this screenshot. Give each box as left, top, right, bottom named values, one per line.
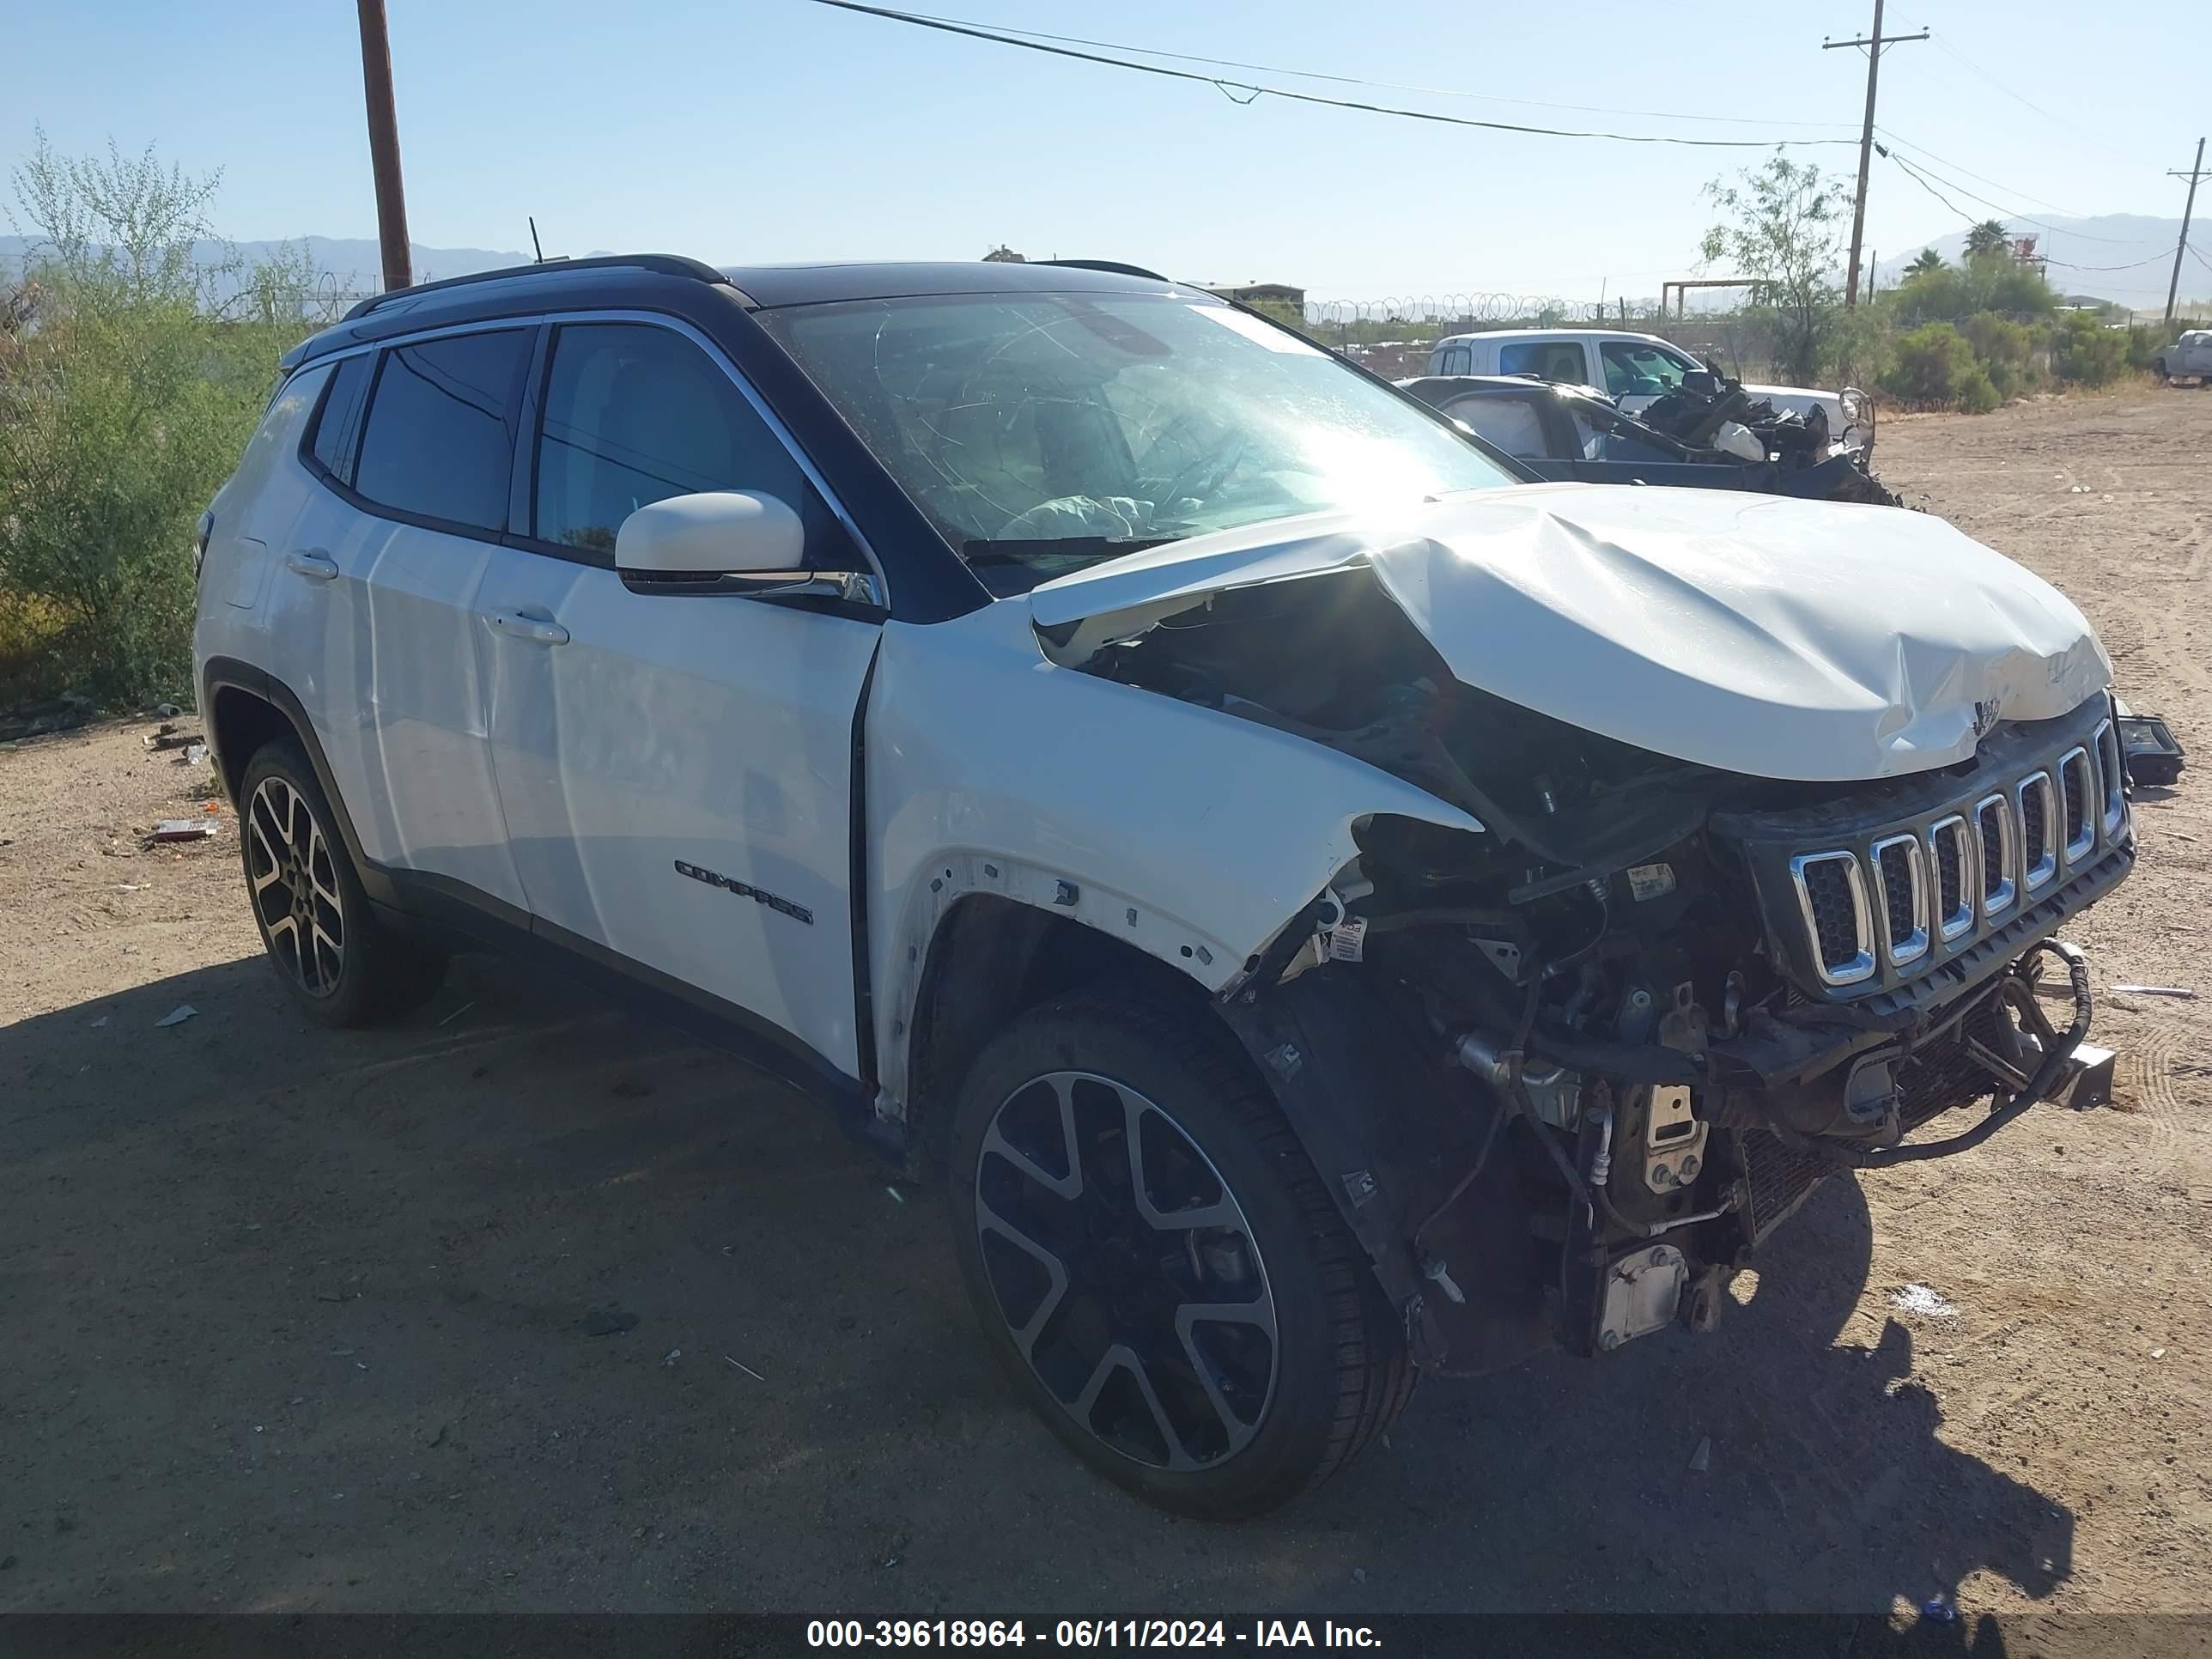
left=1871, top=215, right=2203, bottom=313
left=9, top=222, right=2206, bottom=316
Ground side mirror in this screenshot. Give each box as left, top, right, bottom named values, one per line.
left=615, top=490, right=805, bottom=576
left=612, top=492, right=884, bottom=606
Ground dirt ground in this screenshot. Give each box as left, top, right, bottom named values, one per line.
left=2, top=387, right=2208, bottom=1623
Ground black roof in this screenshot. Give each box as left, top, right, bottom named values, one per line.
left=719, top=259, right=1180, bottom=307
left=283, top=254, right=1188, bottom=370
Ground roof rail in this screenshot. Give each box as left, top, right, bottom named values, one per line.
left=1036, top=258, right=1171, bottom=283
left=343, top=253, right=731, bottom=321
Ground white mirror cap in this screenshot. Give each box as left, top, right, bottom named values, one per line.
left=615, top=490, right=805, bottom=575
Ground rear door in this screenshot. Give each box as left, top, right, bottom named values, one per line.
left=277, top=325, right=537, bottom=908
left=473, top=316, right=883, bottom=1080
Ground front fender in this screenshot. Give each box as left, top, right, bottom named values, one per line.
left=865, top=599, right=1482, bottom=1108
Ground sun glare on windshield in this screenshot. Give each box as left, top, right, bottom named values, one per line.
left=759, top=291, right=1516, bottom=584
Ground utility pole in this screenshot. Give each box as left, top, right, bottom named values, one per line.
left=356, top=0, right=413, bottom=294
left=1825, top=2, right=1928, bottom=308
left=2166, top=137, right=2208, bottom=326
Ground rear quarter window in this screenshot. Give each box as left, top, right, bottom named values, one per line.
left=307, top=354, right=375, bottom=484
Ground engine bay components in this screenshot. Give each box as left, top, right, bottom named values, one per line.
left=1597, top=1245, right=1689, bottom=1351
left=1641, top=1085, right=1706, bottom=1193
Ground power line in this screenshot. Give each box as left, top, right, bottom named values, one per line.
left=2043, top=252, right=2182, bottom=272
left=805, top=0, right=1862, bottom=149
left=1875, top=127, right=2086, bottom=220
left=1878, top=145, right=2142, bottom=245
left=1881, top=145, right=1978, bottom=227
left=890, top=9, right=1858, bottom=131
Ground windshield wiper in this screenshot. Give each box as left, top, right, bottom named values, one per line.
left=962, top=535, right=1177, bottom=567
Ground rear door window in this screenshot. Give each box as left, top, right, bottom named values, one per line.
left=352, top=329, right=533, bottom=534
left=1445, top=393, right=1552, bottom=459
left=532, top=321, right=823, bottom=557
left=1436, top=343, right=1473, bottom=375
left=1498, top=340, right=1587, bottom=383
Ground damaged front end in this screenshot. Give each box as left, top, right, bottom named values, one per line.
left=1066, top=559, right=2135, bottom=1376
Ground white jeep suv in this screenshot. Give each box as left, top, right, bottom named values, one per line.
left=196, top=255, right=2132, bottom=1517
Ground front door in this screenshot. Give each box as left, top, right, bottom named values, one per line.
left=475, top=318, right=882, bottom=1079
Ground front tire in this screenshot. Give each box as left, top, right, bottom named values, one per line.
left=237, top=738, right=447, bottom=1027
left=947, top=993, right=1413, bottom=1517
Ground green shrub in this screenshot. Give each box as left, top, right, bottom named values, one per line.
left=1957, top=311, right=2044, bottom=399
left=1890, top=253, right=2057, bottom=328
left=0, top=135, right=318, bottom=706
left=1881, top=322, right=2000, bottom=412
left=2053, top=313, right=2129, bottom=386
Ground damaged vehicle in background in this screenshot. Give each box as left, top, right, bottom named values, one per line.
left=197, top=256, right=2134, bottom=1521
left=1399, top=369, right=1903, bottom=506
left=1422, top=326, right=1870, bottom=451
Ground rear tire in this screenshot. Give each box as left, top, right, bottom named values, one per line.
left=237, top=737, right=447, bottom=1027
left=946, top=992, right=1413, bottom=1518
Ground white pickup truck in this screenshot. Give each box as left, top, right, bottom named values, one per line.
left=2152, top=329, right=2212, bottom=385
left=1424, top=327, right=1868, bottom=449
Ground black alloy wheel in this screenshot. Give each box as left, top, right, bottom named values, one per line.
left=235, top=737, right=446, bottom=1027
left=246, top=772, right=346, bottom=998
left=973, top=1067, right=1279, bottom=1471
left=948, top=994, right=1413, bottom=1517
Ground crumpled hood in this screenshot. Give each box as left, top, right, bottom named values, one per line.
left=1029, top=483, right=2111, bottom=783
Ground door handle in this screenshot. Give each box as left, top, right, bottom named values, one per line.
left=487, top=611, right=570, bottom=647
left=285, top=550, right=339, bottom=581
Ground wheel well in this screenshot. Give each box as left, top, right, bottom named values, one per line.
left=208, top=684, right=293, bottom=805
left=904, top=894, right=1207, bottom=1173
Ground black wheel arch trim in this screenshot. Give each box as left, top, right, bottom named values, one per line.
left=202, top=656, right=401, bottom=911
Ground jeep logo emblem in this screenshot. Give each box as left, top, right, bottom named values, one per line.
left=1972, top=700, right=2002, bottom=740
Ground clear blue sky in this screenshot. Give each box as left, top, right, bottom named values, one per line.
left=7, top=0, right=2199, bottom=301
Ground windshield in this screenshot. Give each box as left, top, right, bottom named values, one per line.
left=757, top=293, right=1517, bottom=580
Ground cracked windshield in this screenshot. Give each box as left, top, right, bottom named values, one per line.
left=762, top=293, right=1517, bottom=587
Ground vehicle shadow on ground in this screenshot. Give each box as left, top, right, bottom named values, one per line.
left=0, top=951, right=2070, bottom=1616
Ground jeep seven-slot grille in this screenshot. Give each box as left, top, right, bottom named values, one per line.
left=1778, top=719, right=2125, bottom=992
left=2021, top=776, right=2049, bottom=874
left=1878, top=842, right=1916, bottom=940
left=1931, top=817, right=1969, bottom=936
left=2060, top=747, right=2096, bottom=860
left=1978, top=798, right=2009, bottom=902
left=1798, top=856, right=1866, bottom=975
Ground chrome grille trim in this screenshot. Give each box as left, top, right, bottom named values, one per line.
left=1870, top=833, right=1929, bottom=967
left=1927, top=815, right=1975, bottom=941
left=1789, top=852, right=1875, bottom=987
left=2016, top=771, right=2057, bottom=892
left=2094, top=717, right=2126, bottom=835
left=2057, top=745, right=2096, bottom=863
left=1975, top=793, right=2016, bottom=918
